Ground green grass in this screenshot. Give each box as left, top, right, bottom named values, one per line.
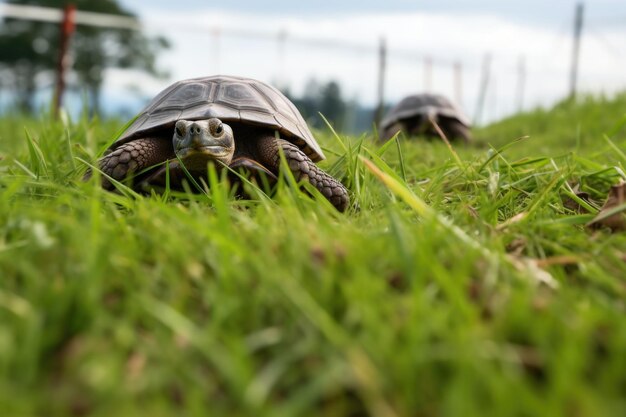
left=1, top=97, right=625, bottom=417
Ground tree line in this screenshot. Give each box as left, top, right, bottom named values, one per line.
left=285, top=80, right=376, bottom=134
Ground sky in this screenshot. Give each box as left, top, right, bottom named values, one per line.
left=121, top=0, right=626, bottom=25
left=7, top=0, right=626, bottom=127
left=99, top=0, right=626, bottom=126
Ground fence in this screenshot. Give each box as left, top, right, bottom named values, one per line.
left=1, top=2, right=626, bottom=129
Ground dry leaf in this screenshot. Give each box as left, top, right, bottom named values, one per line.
left=562, top=183, right=592, bottom=213
left=126, top=352, right=146, bottom=381
left=506, top=237, right=527, bottom=256
left=496, top=212, right=527, bottom=231
left=507, top=255, right=560, bottom=289
left=588, top=182, right=626, bottom=232
left=465, top=205, right=479, bottom=219
left=534, top=255, right=583, bottom=268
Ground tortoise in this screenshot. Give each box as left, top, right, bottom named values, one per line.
left=380, top=93, right=472, bottom=143
left=98, top=75, right=349, bottom=211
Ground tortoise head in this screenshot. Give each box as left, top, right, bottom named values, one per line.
left=172, top=118, right=235, bottom=170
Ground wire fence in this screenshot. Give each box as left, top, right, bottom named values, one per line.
left=1, top=2, right=626, bottom=130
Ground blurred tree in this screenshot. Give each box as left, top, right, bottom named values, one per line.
left=318, top=81, right=346, bottom=129
left=285, top=79, right=347, bottom=131
left=0, top=0, right=169, bottom=113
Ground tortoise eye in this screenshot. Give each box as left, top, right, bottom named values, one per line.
left=175, top=124, right=184, bottom=137
left=215, top=123, right=223, bottom=135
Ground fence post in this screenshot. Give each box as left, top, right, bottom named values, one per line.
left=53, top=3, right=76, bottom=117
left=374, top=37, right=387, bottom=128
left=474, top=53, right=491, bottom=125
left=569, top=3, right=584, bottom=99
left=453, top=61, right=462, bottom=106
left=423, top=56, right=433, bottom=91
left=516, top=55, right=526, bottom=112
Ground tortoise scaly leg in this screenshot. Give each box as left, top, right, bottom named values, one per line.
left=257, top=136, right=349, bottom=212
left=441, top=119, right=472, bottom=143
left=381, top=122, right=404, bottom=142
left=99, top=138, right=174, bottom=190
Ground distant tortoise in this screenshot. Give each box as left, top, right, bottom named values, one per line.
left=98, top=75, right=349, bottom=211
left=380, top=94, right=471, bottom=143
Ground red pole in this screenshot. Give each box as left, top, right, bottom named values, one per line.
left=54, top=4, right=76, bottom=117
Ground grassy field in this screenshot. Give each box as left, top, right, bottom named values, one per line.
left=0, top=95, right=625, bottom=417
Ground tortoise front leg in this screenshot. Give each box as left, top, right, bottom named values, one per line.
left=380, top=122, right=404, bottom=142
left=257, top=137, right=349, bottom=212
left=99, top=138, right=174, bottom=190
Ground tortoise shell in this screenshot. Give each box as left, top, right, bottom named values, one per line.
left=381, top=94, right=471, bottom=131
left=112, top=75, right=324, bottom=162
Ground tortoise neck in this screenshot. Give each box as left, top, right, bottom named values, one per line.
left=230, top=122, right=273, bottom=137
left=230, top=123, right=277, bottom=160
